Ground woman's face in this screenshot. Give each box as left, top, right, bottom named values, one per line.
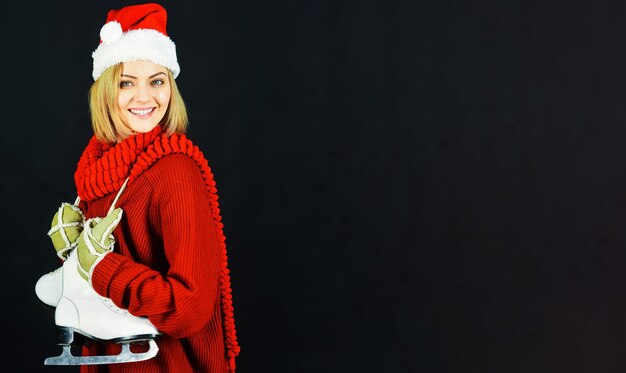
left=117, top=60, right=171, bottom=135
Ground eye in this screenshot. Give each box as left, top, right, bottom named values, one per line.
left=151, top=79, right=165, bottom=86
left=120, top=80, right=134, bottom=88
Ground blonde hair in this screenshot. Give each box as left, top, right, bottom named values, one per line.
left=88, top=63, right=188, bottom=143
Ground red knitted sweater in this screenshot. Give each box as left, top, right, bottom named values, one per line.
left=74, top=126, right=239, bottom=372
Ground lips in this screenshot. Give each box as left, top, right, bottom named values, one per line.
left=129, top=108, right=155, bottom=117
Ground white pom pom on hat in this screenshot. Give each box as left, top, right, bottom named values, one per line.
left=100, top=21, right=123, bottom=45
left=91, top=3, right=180, bottom=81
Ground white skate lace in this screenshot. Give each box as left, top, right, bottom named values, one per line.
left=100, top=297, right=129, bottom=315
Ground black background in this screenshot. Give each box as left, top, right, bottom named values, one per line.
left=2, top=0, right=626, bottom=372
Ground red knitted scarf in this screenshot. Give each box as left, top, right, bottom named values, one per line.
left=74, top=126, right=240, bottom=372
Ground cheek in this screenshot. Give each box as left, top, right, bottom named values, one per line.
left=157, top=91, right=171, bottom=107
left=117, top=92, right=132, bottom=110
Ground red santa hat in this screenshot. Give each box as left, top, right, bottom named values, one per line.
left=91, top=3, right=180, bottom=81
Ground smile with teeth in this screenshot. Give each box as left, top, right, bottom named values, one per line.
left=129, top=108, right=155, bottom=117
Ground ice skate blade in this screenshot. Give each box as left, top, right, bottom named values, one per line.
left=44, top=339, right=158, bottom=365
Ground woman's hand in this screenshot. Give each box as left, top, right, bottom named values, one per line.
left=76, top=208, right=123, bottom=282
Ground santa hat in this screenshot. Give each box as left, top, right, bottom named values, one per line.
left=91, top=3, right=180, bottom=81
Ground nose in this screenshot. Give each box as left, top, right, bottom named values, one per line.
left=132, top=83, right=151, bottom=102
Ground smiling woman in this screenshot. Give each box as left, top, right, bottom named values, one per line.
left=88, top=60, right=187, bottom=143
left=35, top=3, right=240, bottom=372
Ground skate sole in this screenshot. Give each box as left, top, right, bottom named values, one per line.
left=44, top=339, right=159, bottom=365
left=44, top=327, right=160, bottom=365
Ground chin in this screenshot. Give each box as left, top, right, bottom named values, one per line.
left=132, top=124, right=159, bottom=133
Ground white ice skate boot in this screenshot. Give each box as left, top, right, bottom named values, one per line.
left=35, top=266, right=63, bottom=307
left=44, top=250, right=161, bottom=365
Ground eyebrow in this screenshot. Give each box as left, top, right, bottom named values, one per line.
left=120, top=72, right=167, bottom=79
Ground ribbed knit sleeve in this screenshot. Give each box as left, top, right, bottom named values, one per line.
left=91, top=154, right=223, bottom=337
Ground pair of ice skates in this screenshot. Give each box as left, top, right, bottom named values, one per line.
left=36, top=234, right=160, bottom=365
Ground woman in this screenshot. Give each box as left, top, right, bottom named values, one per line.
left=42, top=3, right=240, bottom=372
